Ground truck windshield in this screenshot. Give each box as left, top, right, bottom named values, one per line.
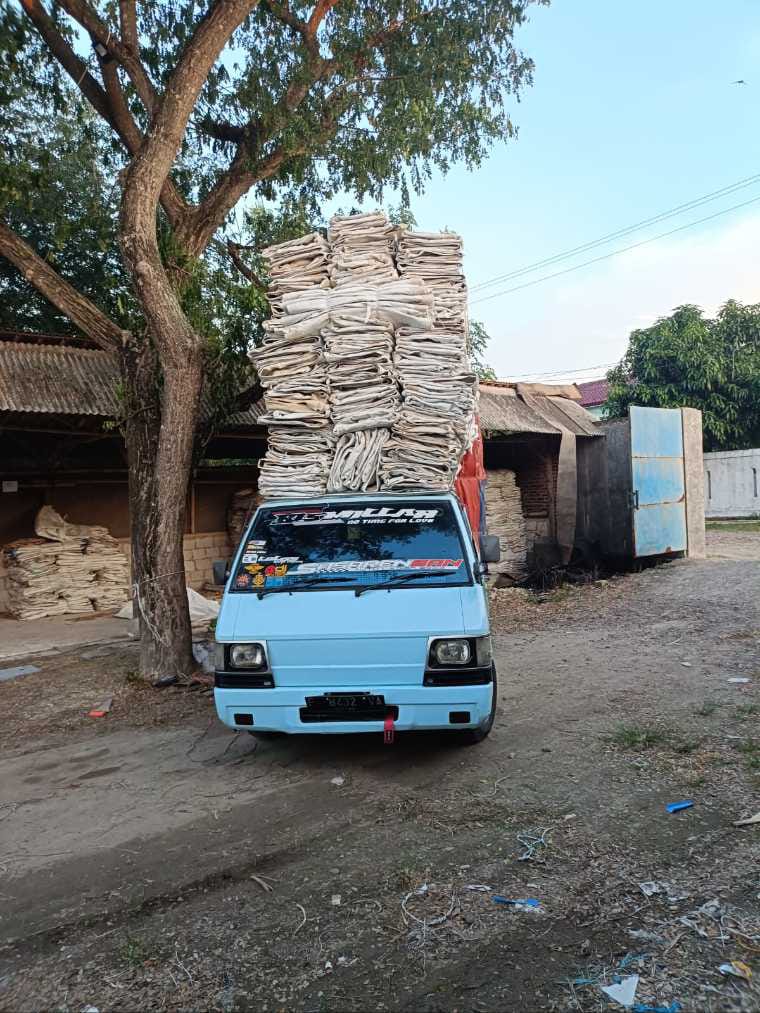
left=230, top=500, right=470, bottom=594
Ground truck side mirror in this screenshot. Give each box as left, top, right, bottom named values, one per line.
left=212, top=559, right=230, bottom=586
left=480, top=534, right=501, bottom=564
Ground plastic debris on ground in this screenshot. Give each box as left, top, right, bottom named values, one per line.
left=87, top=695, right=113, bottom=718
left=331, top=894, right=342, bottom=906
left=728, top=677, right=750, bottom=684
left=492, top=896, right=541, bottom=909
left=191, top=641, right=215, bottom=674
left=665, top=800, right=694, bottom=814
left=330, top=775, right=345, bottom=786
left=734, top=812, right=760, bottom=826
left=599, top=973, right=639, bottom=1008
left=0, top=664, right=40, bottom=683
left=517, top=827, right=550, bottom=861
left=638, top=882, right=689, bottom=903
left=718, top=960, right=752, bottom=981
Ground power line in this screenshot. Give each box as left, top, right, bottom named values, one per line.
left=506, top=362, right=620, bottom=380
left=470, top=192, right=760, bottom=306
left=470, top=171, right=760, bottom=293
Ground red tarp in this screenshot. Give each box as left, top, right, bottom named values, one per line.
left=454, top=420, right=486, bottom=545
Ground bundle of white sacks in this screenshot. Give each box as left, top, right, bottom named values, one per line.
left=252, top=213, right=477, bottom=497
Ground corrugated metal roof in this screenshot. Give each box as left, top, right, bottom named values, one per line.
left=478, top=385, right=558, bottom=436
left=479, top=384, right=601, bottom=437
left=0, top=341, right=601, bottom=439
left=0, top=342, right=120, bottom=415
left=537, top=395, right=602, bottom=437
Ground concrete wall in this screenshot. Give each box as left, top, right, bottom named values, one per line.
left=703, top=448, right=760, bottom=518
left=682, top=408, right=706, bottom=558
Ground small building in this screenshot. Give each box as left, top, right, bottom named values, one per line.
left=0, top=333, right=264, bottom=612
left=577, top=379, right=609, bottom=420
left=478, top=381, right=604, bottom=576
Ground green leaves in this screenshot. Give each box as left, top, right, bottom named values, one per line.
left=606, top=301, right=760, bottom=451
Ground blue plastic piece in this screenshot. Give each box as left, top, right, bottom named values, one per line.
left=492, top=896, right=540, bottom=908
left=665, top=800, right=694, bottom=813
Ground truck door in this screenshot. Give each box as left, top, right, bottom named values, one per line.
left=630, top=406, right=687, bottom=557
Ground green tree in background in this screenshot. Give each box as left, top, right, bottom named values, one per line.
left=0, top=0, right=544, bottom=682
left=468, top=320, right=497, bottom=380
left=606, top=301, right=760, bottom=451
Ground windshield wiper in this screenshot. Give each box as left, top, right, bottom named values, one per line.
left=256, top=575, right=354, bottom=599
left=354, top=570, right=454, bottom=598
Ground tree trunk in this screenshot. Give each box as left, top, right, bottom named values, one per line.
left=121, top=336, right=201, bottom=681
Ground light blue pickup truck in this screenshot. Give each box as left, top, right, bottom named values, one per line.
left=214, top=492, right=499, bottom=744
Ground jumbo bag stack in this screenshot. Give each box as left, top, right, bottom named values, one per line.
left=379, top=228, right=477, bottom=491
left=254, top=235, right=333, bottom=497
left=252, top=213, right=478, bottom=498
left=2, top=507, right=129, bottom=620
left=324, top=279, right=434, bottom=492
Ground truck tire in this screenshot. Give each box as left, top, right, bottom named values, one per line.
left=454, top=665, right=497, bottom=745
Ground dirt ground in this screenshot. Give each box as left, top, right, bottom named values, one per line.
left=1, top=531, right=759, bottom=1012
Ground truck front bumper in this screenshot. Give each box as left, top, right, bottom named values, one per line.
left=214, top=682, right=494, bottom=735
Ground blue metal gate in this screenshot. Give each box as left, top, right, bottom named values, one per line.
left=630, top=406, right=687, bottom=557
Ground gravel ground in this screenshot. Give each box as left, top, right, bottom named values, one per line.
left=0, top=533, right=759, bottom=1012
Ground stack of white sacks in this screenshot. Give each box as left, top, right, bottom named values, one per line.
left=254, top=235, right=332, bottom=497
left=253, top=213, right=478, bottom=496
left=483, top=471, right=528, bottom=581
left=2, top=508, right=129, bottom=620
left=328, top=212, right=398, bottom=287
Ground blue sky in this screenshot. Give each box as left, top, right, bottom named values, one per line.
left=334, top=0, right=760, bottom=381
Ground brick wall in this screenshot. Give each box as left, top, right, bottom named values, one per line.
left=116, top=531, right=232, bottom=590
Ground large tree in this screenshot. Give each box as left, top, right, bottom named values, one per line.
left=0, top=0, right=542, bottom=681
left=606, top=301, right=760, bottom=451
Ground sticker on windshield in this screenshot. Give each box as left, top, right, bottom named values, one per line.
left=242, top=553, right=300, bottom=564
left=270, top=507, right=440, bottom=527
left=235, top=573, right=252, bottom=589
left=291, top=558, right=463, bottom=575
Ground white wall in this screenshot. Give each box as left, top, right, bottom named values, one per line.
left=703, top=449, right=760, bottom=518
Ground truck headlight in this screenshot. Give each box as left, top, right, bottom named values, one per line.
left=229, top=643, right=267, bottom=669
left=432, top=639, right=471, bottom=666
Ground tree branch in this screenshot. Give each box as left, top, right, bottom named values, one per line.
left=118, top=0, right=138, bottom=55
left=306, top=0, right=338, bottom=37
left=0, top=222, right=127, bottom=349
left=120, top=0, right=262, bottom=363
left=20, top=0, right=188, bottom=230
left=225, top=241, right=266, bottom=290
left=56, top=0, right=158, bottom=114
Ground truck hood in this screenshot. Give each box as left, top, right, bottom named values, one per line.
left=217, top=584, right=476, bottom=642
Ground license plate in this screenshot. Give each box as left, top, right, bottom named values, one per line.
left=305, top=693, right=385, bottom=710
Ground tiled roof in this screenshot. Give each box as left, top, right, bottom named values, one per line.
left=0, top=341, right=120, bottom=415
left=577, top=379, right=609, bottom=407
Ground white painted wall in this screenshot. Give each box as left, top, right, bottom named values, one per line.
left=703, top=448, right=760, bottom=518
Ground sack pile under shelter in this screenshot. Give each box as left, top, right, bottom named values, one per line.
left=252, top=212, right=477, bottom=498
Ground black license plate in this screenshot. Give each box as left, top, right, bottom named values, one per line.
left=305, top=693, right=385, bottom=710
left=300, top=693, right=396, bottom=723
